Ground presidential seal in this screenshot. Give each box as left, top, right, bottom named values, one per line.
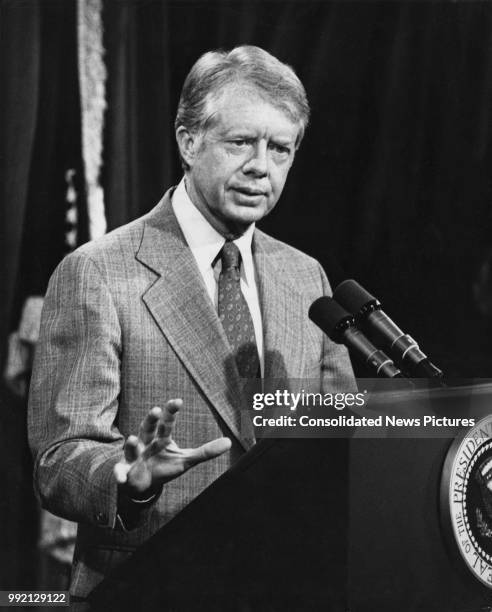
left=441, top=415, right=492, bottom=588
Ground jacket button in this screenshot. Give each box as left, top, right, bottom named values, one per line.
left=95, top=512, right=107, bottom=524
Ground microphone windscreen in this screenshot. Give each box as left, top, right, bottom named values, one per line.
left=308, top=296, right=351, bottom=341
left=333, top=279, right=377, bottom=314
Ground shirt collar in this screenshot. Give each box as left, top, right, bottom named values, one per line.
left=172, top=178, right=256, bottom=286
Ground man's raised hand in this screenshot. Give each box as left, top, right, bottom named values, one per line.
left=114, top=399, right=231, bottom=499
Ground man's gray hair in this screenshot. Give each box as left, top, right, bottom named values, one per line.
left=175, top=45, right=310, bottom=145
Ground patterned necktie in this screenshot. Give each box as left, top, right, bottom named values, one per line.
left=218, top=241, right=260, bottom=378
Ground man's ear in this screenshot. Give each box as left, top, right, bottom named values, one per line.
left=176, top=126, right=200, bottom=168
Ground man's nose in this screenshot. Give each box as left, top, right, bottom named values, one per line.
left=243, top=142, right=268, bottom=176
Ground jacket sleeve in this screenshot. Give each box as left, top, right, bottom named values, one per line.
left=28, top=250, right=124, bottom=529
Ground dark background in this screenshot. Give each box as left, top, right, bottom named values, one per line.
left=2, top=0, right=492, bottom=590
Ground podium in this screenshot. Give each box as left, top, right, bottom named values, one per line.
left=90, top=438, right=349, bottom=611
left=90, top=385, right=492, bottom=611
left=349, top=437, right=492, bottom=611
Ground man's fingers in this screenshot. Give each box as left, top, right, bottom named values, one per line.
left=138, top=406, right=162, bottom=445
left=124, top=435, right=140, bottom=463
left=142, top=399, right=183, bottom=459
left=114, top=435, right=141, bottom=485
left=156, top=399, right=182, bottom=442
left=184, top=437, right=232, bottom=468
left=114, top=461, right=131, bottom=484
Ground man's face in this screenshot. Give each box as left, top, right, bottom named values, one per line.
left=178, top=84, right=300, bottom=237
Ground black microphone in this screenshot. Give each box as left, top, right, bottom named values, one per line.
left=333, top=279, right=444, bottom=382
left=309, top=296, right=405, bottom=378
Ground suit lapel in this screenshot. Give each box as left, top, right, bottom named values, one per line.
left=253, top=231, right=306, bottom=385
left=136, top=192, right=254, bottom=450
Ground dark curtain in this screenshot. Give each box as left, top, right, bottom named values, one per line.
left=0, top=1, right=40, bottom=373
left=103, top=0, right=492, bottom=377
left=0, top=0, right=86, bottom=589
left=0, top=4, right=41, bottom=589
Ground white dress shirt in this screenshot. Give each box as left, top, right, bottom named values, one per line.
left=172, top=178, right=264, bottom=375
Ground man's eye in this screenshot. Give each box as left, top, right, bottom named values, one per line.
left=269, top=143, right=290, bottom=155
left=231, top=139, right=251, bottom=147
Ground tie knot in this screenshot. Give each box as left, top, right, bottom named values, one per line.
left=220, top=241, right=241, bottom=271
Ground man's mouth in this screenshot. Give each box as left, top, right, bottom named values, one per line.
left=233, top=187, right=267, bottom=197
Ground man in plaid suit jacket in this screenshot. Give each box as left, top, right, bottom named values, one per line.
left=28, top=46, right=354, bottom=598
